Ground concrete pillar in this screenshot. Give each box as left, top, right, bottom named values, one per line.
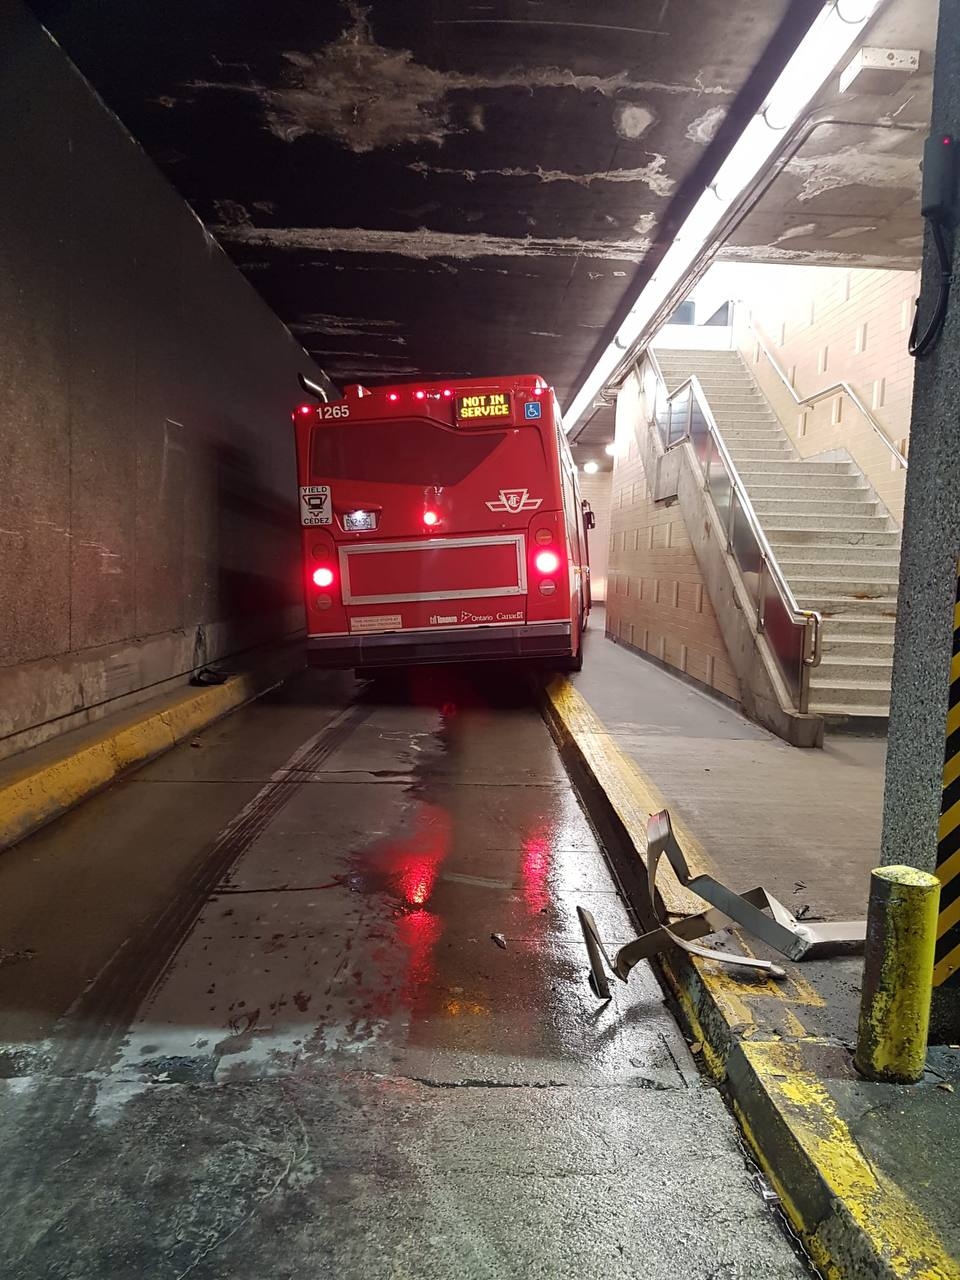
left=880, top=0, right=960, bottom=1039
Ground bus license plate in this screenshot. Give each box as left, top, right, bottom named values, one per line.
left=343, top=510, right=378, bottom=531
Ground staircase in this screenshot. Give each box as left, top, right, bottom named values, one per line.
left=654, top=347, right=900, bottom=722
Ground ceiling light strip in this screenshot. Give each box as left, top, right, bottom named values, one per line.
left=563, top=0, right=884, bottom=432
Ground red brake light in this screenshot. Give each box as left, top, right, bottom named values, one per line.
left=423, top=510, right=439, bottom=527
left=312, top=566, right=335, bottom=588
left=535, top=550, right=560, bottom=575
left=297, top=404, right=314, bottom=415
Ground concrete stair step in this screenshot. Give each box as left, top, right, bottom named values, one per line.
left=792, top=578, right=899, bottom=599
left=728, top=448, right=795, bottom=460
left=678, top=376, right=757, bottom=387
left=821, top=616, right=898, bottom=637
left=768, top=527, right=899, bottom=547
left=809, top=701, right=891, bottom=719
left=766, top=520, right=893, bottom=536
left=722, top=435, right=789, bottom=447
left=799, top=594, right=898, bottom=618
left=723, top=433, right=787, bottom=443
left=718, top=426, right=784, bottom=436
left=817, top=654, right=894, bottom=675
left=779, top=560, right=899, bottom=583
left=750, top=483, right=869, bottom=501
left=654, top=350, right=740, bottom=362
left=807, top=678, right=892, bottom=709
left=737, top=461, right=855, bottom=476
left=821, top=635, right=896, bottom=659
left=740, top=473, right=863, bottom=490
left=752, top=497, right=879, bottom=517
left=776, top=543, right=900, bottom=564
left=710, top=405, right=776, bottom=415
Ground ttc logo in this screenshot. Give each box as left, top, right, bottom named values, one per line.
left=523, top=401, right=542, bottom=420
left=485, top=488, right=543, bottom=513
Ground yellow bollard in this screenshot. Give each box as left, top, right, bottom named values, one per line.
left=854, top=865, right=940, bottom=1083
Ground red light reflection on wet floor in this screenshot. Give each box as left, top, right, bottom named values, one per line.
left=521, top=827, right=551, bottom=914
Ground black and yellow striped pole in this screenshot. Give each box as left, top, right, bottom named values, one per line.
left=934, top=572, right=960, bottom=988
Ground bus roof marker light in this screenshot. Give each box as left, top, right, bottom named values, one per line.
left=387, top=392, right=400, bottom=402
left=562, top=0, right=884, bottom=433
left=297, top=404, right=314, bottom=416
left=414, top=390, right=426, bottom=401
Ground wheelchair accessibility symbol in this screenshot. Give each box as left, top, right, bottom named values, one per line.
left=524, top=401, right=543, bottom=420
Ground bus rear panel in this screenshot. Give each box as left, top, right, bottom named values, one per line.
left=293, top=375, right=589, bottom=670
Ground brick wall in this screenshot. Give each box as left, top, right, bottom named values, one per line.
left=577, top=470, right=611, bottom=601
left=605, top=374, right=740, bottom=702
left=730, top=264, right=917, bottom=521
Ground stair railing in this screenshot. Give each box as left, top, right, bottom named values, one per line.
left=644, top=349, right=822, bottom=716
left=745, top=317, right=908, bottom=470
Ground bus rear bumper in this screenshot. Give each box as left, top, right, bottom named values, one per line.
left=306, top=622, right=572, bottom=669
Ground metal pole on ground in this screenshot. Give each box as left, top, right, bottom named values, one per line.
left=854, top=866, right=940, bottom=1084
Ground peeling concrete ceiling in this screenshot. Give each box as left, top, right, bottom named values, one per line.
left=30, top=0, right=828, bottom=436
left=718, top=1, right=935, bottom=268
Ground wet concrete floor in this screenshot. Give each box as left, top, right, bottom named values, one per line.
left=0, top=667, right=808, bottom=1278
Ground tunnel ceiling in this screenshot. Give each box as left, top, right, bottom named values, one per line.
left=29, top=0, right=825, bottom=414
left=718, top=2, right=935, bottom=268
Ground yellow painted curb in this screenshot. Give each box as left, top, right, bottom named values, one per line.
left=0, top=672, right=266, bottom=852
left=541, top=674, right=959, bottom=1280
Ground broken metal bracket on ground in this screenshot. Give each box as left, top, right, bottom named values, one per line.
left=579, top=810, right=866, bottom=1000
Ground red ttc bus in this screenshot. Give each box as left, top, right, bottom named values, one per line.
left=292, top=374, right=593, bottom=672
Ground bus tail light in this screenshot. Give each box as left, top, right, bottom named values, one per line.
left=534, top=549, right=560, bottom=575
left=312, top=566, right=335, bottom=588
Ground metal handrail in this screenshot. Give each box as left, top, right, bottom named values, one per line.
left=646, top=348, right=821, bottom=711
left=745, top=317, right=908, bottom=470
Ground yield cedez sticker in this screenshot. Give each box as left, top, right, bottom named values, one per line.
left=300, top=485, right=332, bottom=526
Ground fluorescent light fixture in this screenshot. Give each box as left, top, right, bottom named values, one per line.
left=564, top=0, right=883, bottom=433
left=583, top=460, right=600, bottom=474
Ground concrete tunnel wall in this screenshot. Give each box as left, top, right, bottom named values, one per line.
left=0, top=2, right=325, bottom=761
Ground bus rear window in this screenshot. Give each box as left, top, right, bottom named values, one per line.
left=311, top=419, right=512, bottom=486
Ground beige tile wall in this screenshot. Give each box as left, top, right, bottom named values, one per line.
left=605, top=373, right=740, bottom=702
left=578, top=470, right=611, bottom=601
left=730, top=264, right=917, bottom=521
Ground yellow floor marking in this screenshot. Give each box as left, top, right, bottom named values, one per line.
left=740, top=1041, right=960, bottom=1280
left=942, top=750, right=960, bottom=791
left=936, top=844, right=960, bottom=892
left=937, top=893, right=960, bottom=941
left=0, top=674, right=264, bottom=851
left=933, top=936, right=960, bottom=987
left=947, top=701, right=960, bottom=740
left=546, top=678, right=823, bottom=1012
left=938, top=796, right=960, bottom=842
left=548, top=676, right=959, bottom=1278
